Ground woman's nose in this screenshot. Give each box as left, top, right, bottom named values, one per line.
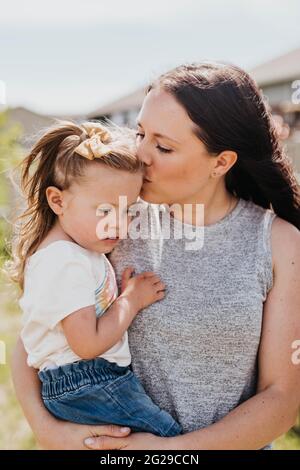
left=137, top=142, right=152, bottom=166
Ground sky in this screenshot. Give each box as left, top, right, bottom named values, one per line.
left=1, top=0, right=300, bottom=115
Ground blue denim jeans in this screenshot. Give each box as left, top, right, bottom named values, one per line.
left=38, top=357, right=182, bottom=437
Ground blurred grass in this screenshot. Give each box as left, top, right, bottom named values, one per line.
left=0, top=109, right=39, bottom=448
left=0, top=269, right=39, bottom=450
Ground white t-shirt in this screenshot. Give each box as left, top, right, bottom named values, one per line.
left=19, top=240, right=131, bottom=370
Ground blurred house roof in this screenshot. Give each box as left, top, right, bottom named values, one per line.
left=250, top=47, right=300, bottom=86
left=7, top=106, right=84, bottom=147
left=89, top=48, right=300, bottom=119
left=88, top=87, right=146, bottom=118
left=8, top=106, right=54, bottom=136
left=8, top=47, right=300, bottom=132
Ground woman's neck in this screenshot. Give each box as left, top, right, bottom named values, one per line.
left=170, top=184, right=239, bottom=227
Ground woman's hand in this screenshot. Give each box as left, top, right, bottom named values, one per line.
left=84, top=431, right=177, bottom=450
left=38, top=421, right=132, bottom=450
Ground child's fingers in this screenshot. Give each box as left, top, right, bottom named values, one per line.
left=121, top=266, right=135, bottom=290
left=156, top=290, right=165, bottom=300
left=141, top=272, right=162, bottom=283
left=140, top=271, right=157, bottom=278
left=151, top=275, right=163, bottom=285
left=155, top=281, right=166, bottom=292
left=148, top=275, right=162, bottom=286
left=122, top=266, right=135, bottom=280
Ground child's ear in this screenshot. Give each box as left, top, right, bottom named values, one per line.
left=46, top=186, right=64, bottom=215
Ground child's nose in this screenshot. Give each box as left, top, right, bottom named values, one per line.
left=107, top=223, right=118, bottom=235
left=116, top=218, right=130, bottom=238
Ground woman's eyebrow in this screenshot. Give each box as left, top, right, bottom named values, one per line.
left=136, top=121, right=180, bottom=144
left=153, top=132, right=180, bottom=144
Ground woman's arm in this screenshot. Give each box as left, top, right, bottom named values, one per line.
left=11, top=337, right=131, bottom=449
left=175, top=219, right=300, bottom=450
left=85, top=217, right=300, bottom=450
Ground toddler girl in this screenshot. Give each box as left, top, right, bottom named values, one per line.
left=11, top=121, right=182, bottom=437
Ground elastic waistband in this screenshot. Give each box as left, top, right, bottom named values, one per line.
left=38, top=357, right=130, bottom=399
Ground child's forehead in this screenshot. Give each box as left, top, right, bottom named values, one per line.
left=77, top=165, right=142, bottom=202
left=84, top=161, right=140, bottom=179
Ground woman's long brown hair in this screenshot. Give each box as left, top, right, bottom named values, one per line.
left=149, top=62, right=300, bottom=229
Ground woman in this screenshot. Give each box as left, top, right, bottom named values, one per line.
left=11, top=62, right=300, bottom=450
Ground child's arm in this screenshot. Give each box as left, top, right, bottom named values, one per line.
left=61, top=267, right=165, bottom=360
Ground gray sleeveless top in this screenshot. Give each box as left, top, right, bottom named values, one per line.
left=108, top=197, right=277, bottom=449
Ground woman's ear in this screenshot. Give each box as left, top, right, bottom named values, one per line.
left=212, top=150, right=238, bottom=177
left=46, top=186, right=64, bottom=215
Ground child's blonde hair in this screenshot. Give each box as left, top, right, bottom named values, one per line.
left=8, top=120, right=143, bottom=290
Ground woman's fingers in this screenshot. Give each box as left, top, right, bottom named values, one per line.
left=84, top=435, right=128, bottom=450
left=89, top=424, right=131, bottom=438
left=84, top=424, right=131, bottom=449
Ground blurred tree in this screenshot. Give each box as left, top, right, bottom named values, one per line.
left=0, top=111, right=23, bottom=261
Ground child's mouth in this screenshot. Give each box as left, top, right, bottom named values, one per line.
left=103, top=237, right=119, bottom=243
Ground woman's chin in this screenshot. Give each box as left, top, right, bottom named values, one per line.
left=140, top=187, right=163, bottom=204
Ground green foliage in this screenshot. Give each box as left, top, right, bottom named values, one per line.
left=0, top=111, right=23, bottom=261
left=0, top=111, right=23, bottom=202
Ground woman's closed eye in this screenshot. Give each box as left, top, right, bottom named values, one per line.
left=136, top=132, right=172, bottom=154
left=156, top=144, right=172, bottom=154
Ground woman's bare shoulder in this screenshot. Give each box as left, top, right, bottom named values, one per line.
left=271, top=216, right=300, bottom=272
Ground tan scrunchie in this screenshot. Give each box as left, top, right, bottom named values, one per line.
left=75, top=123, right=112, bottom=160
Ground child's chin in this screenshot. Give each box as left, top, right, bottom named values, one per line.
left=103, top=246, right=116, bottom=253
left=100, top=240, right=120, bottom=253
left=91, top=243, right=116, bottom=254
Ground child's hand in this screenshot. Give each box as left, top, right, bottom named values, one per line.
left=121, top=267, right=166, bottom=311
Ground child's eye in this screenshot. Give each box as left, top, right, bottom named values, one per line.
left=136, top=132, right=144, bottom=140
left=96, top=208, right=111, bottom=216
left=157, top=145, right=172, bottom=154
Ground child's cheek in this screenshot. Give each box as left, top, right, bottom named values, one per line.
left=95, top=218, right=106, bottom=240
left=73, top=213, right=96, bottom=242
